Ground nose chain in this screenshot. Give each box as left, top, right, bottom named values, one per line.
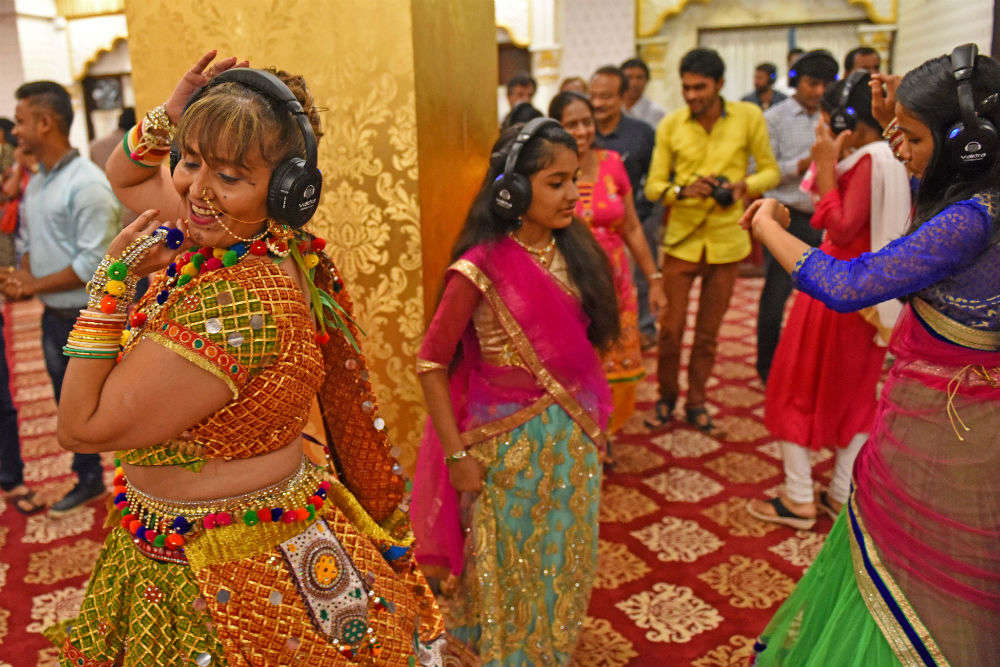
left=200, top=189, right=268, bottom=243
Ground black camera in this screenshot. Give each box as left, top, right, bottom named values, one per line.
left=710, top=175, right=735, bottom=207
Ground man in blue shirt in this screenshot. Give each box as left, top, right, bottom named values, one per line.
left=9, top=81, right=119, bottom=512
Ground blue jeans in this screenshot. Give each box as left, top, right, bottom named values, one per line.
left=0, top=311, right=23, bottom=491
left=42, top=306, right=102, bottom=482
left=633, top=203, right=664, bottom=338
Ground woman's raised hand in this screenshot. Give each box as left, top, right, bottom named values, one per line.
left=811, top=120, right=852, bottom=167
left=106, top=209, right=193, bottom=279
left=870, top=72, right=901, bottom=129
left=164, top=50, right=251, bottom=124
left=740, top=198, right=790, bottom=237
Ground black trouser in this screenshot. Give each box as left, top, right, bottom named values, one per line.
left=41, top=306, right=102, bottom=481
left=756, top=208, right=823, bottom=383
left=0, top=311, right=23, bottom=492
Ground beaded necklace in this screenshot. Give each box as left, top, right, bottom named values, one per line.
left=510, top=231, right=557, bottom=266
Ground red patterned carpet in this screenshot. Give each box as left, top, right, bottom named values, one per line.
left=0, top=279, right=837, bottom=667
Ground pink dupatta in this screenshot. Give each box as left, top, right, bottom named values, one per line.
left=411, top=237, right=611, bottom=576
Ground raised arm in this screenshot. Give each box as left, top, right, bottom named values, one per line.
left=744, top=197, right=992, bottom=312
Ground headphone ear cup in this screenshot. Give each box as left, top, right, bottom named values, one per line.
left=945, top=119, right=1000, bottom=171
left=267, top=157, right=323, bottom=228
left=829, top=109, right=857, bottom=135
left=490, top=173, right=532, bottom=221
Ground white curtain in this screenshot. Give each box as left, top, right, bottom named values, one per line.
left=699, top=23, right=862, bottom=102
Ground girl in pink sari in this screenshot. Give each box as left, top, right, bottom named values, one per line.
left=549, top=92, right=665, bottom=434
left=743, top=45, right=1000, bottom=667
left=411, top=119, right=619, bottom=666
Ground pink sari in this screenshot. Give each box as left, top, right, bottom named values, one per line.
left=850, top=304, right=1000, bottom=665
left=411, top=237, right=611, bottom=576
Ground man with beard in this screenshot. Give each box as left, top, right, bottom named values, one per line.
left=742, top=62, right=787, bottom=111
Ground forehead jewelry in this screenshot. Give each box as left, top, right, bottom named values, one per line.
left=199, top=188, right=268, bottom=243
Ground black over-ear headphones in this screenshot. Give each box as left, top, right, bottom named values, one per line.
left=169, top=68, right=322, bottom=228
left=829, top=69, right=869, bottom=134
left=944, top=43, right=998, bottom=172
left=490, top=117, right=561, bottom=222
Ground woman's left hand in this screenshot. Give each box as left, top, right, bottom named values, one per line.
left=106, top=209, right=193, bottom=278
left=811, top=121, right=851, bottom=166
left=648, top=279, right=667, bottom=317
left=740, top=198, right=789, bottom=238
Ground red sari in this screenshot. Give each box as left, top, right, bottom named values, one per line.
left=765, top=156, right=887, bottom=450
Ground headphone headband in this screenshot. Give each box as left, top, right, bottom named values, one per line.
left=503, top=117, right=560, bottom=179
left=951, top=44, right=980, bottom=131
left=838, top=69, right=868, bottom=109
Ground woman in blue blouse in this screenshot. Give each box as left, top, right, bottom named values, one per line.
left=743, top=45, right=1000, bottom=667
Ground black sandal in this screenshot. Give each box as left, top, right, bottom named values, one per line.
left=643, top=399, right=675, bottom=430
left=6, top=487, right=45, bottom=515
left=818, top=490, right=842, bottom=520
left=685, top=406, right=726, bottom=438
left=746, top=497, right=816, bottom=530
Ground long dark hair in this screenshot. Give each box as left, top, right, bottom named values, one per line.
left=897, top=53, right=1000, bottom=232
left=451, top=124, right=620, bottom=349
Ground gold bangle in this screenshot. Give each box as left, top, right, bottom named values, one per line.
left=444, top=450, right=468, bottom=465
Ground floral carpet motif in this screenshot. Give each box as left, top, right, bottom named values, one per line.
left=570, top=278, right=841, bottom=666
left=0, top=280, right=845, bottom=666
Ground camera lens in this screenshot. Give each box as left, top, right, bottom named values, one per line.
left=711, top=183, right=734, bottom=207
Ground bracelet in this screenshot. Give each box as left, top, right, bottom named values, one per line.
left=123, top=104, right=176, bottom=167
left=648, top=271, right=663, bottom=281
left=86, top=227, right=184, bottom=314
left=63, top=308, right=126, bottom=359
left=444, top=450, right=469, bottom=465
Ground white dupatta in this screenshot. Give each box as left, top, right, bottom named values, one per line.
left=802, top=140, right=911, bottom=344
left=836, top=141, right=911, bottom=344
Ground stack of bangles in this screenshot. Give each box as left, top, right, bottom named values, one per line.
left=124, top=104, right=175, bottom=168
left=64, top=226, right=184, bottom=360
left=883, top=117, right=905, bottom=162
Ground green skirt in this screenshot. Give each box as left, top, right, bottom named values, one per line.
left=449, top=403, right=601, bottom=667
left=753, top=511, right=902, bottom=667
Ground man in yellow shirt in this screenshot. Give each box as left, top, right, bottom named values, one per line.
left=644, top=47, right=779, bottom=435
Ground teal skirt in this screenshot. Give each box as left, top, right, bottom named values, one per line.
left=753, top=511, right=902, bottom=667
left=449, top=403, right=601, bottom=666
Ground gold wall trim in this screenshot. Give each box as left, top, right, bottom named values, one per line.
left=635, top=0, right=897, bottom=37
left=848, top=0, right=898, bottom=24
left=636, top=0, right=710, bottom=38
left=76, top=34, right=128, bottom=81
left=497, top=23, right=531, bottom=48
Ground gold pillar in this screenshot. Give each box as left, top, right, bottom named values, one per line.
left=125, top=0, right=498, bottom=471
